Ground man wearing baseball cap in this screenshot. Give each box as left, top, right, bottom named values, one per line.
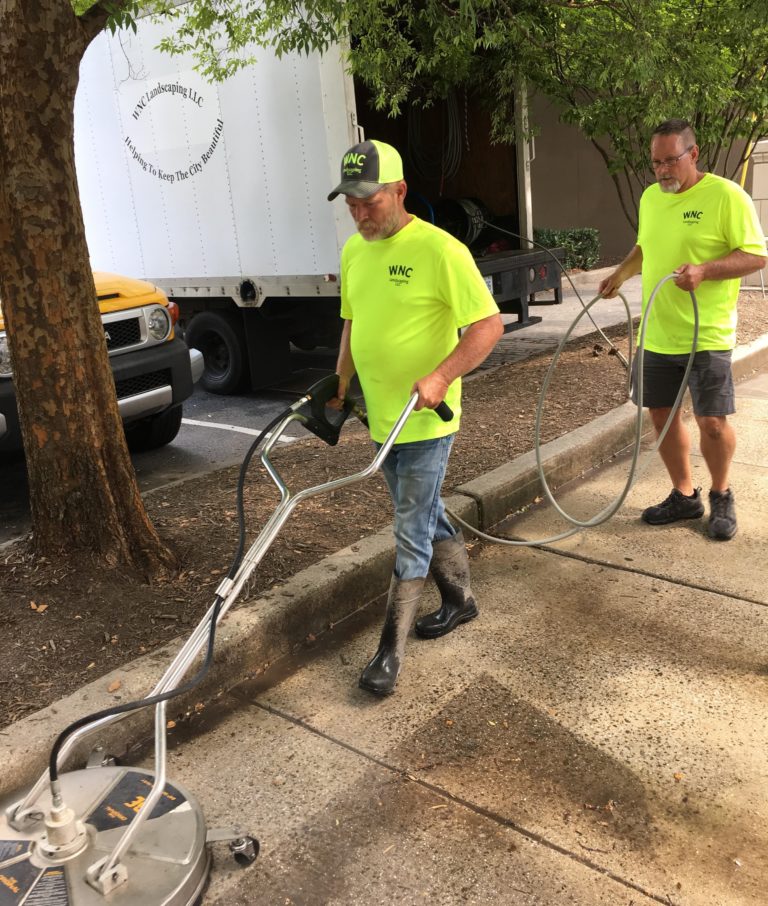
left=329, top=138, right=503, bottom=696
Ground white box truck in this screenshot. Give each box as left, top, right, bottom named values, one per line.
left=75, top=14, right=564, bottom=395
left=75, top=17, right=360, bottom=394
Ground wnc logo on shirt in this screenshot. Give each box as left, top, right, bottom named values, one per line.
left=388, top=264, right=413, bottom=286
left=683, top=210, right=703, bottom=225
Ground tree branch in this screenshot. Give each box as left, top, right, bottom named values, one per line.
left=78, top=0, right=125, bottom=44
left=591, top=138, right=637, bottom=231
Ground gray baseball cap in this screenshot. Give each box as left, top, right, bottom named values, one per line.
left=328, top=139, right=404, bottom=201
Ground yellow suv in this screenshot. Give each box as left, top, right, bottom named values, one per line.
left=0, top=273, right=203, bottom=453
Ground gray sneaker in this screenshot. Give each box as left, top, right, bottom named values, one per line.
left=642, top=488, right=704, bottom=525
left=708, top=489, right=737, bottom=540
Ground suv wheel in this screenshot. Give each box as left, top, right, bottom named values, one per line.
left=126, top=404, right=183, bottom=453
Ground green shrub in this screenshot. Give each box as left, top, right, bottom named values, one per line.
left=533, top=227, right=600, bottom=271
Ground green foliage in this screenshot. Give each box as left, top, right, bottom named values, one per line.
left=71, top=0, right=144, bottom=30
left=149, top=1, right=343, bottom=81
left=534, top=227, right=601, bottom=272
left=69, top=0, right=768, bottom=229
left=338, top=0, right=768, bottom=229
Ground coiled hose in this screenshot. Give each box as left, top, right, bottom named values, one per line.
left=447, top=273, right=699, bottom=546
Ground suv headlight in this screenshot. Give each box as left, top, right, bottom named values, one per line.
left=0, top=332, right=12, bottom=378
left=146, top=306, right=171, bottom=341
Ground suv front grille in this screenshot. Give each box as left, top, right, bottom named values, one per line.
left=114, top=369, right=171, bottom=400
left=105, top=318, right=141, bottom=351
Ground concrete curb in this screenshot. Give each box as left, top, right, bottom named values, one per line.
left=455, top=402, right=650, bottom=529
left=560, top=265, right=615, bottom=290
left=2, top=335, right=767, bottom=799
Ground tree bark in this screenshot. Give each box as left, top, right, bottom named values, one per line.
left=0, top=0, right=177, bottom=579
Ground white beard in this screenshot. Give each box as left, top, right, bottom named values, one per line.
left=659, top=178, right=681, bottom=194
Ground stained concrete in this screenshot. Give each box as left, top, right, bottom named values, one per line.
left=164, top=703, right=645, bottom=906
left=135, top=367, right=768, bottom=905
left=183, top=543, right=765, bottom=904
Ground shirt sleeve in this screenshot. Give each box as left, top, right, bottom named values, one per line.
left=725, top=184, right=767, bottom=256
left=438, top=240, right=500, bottom=328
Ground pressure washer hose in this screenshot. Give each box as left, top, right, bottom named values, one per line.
left=47, top=405, right=294, bottom=794
left=446, top=272, right=699, bottom=547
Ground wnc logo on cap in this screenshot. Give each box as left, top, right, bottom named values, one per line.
left=327, top=139, right=404, bottom=200
left=342, top=152, right=368, bottom=177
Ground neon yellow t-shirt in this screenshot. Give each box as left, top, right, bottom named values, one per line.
left=637, top=173, right=766, bottom=353
left=340, top=216, right=499, bottom=443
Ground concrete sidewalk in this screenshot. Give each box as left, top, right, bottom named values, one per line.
left=1, top=277, right=766, bottom=905
left=0, top=270, right=653, bottom=799
left=168, top=366, right=768, bottom=905
left=489, top=269, right=643, bottom=369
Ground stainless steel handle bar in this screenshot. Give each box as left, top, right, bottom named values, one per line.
left=9, top=392, right=418, bottom=830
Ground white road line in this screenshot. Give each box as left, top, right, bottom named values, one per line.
left=182, top=417, right=297, bottom=443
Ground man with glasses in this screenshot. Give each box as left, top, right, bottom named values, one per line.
left=599, top=119, right=766, bottom=540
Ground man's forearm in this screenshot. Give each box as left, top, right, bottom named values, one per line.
left=335, top=319, right=355, bottom=383
left=432, top=314, right=504, bottom=386
left=599, top=245, right=643, bottom=297
left=699, top=249, right=767, bottom=281
left=673, top=248, right=767, bottom=291
left=616, top=245, right=643, bottom=281
left=414, top=313, right=503, bottom=408
left=330, top=319, right=356, bottom=405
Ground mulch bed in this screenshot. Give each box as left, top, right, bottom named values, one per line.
left=2, top=293, right=767, bottom=726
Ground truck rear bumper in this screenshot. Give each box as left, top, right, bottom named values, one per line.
left=477, top=247, right=565, bottom=325
left=0, top=340, right=199, bottom=452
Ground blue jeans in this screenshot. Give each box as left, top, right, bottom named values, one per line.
left=375, top=435, right=457, bottom=580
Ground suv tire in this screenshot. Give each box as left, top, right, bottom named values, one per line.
left=126, top=404, right=183, bottom=453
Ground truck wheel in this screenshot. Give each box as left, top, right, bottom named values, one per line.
left=125, top=404, right=183, bottom=453
left=185, top=310, right=250, bottom=394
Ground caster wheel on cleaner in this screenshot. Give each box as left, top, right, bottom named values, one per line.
left=229, top=835, right=259, bottom=866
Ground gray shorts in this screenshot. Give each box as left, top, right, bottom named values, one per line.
left=631, top=349, right=735, bottom=416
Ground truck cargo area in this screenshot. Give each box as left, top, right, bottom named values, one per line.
left=74, top=18, right=563, bottom=396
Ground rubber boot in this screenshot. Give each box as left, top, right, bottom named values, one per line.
left=359, top=576, right=425, bottom=696
left=415, top=530, right=478, bottom=639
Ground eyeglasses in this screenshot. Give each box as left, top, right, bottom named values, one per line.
left=650, top=146, right=694, bottom=169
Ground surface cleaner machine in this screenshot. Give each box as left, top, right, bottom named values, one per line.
left=0, top=375, right=452, bottom=906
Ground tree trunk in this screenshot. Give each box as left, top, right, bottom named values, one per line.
left=0, top=0, right=177, bottom=579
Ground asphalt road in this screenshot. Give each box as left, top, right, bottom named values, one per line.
left=0, top=356, right=337, bottom=547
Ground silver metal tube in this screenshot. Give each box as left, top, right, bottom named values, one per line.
left=9, top=392, right=417, bottom=827
left=9, top=406, right=312, bottom=827
left=147, top=394, right=418, bottom=692
left=96, top=700, right=168, bottom=880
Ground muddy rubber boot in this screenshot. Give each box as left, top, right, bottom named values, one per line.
left=359, top=576, right=425, bottom=696
left=415, top=530, right=478, bottom=639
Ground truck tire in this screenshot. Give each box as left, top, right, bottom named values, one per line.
left=125, top=404, right=183, bottom=453
left=184, top=310, right=250, bottom=394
